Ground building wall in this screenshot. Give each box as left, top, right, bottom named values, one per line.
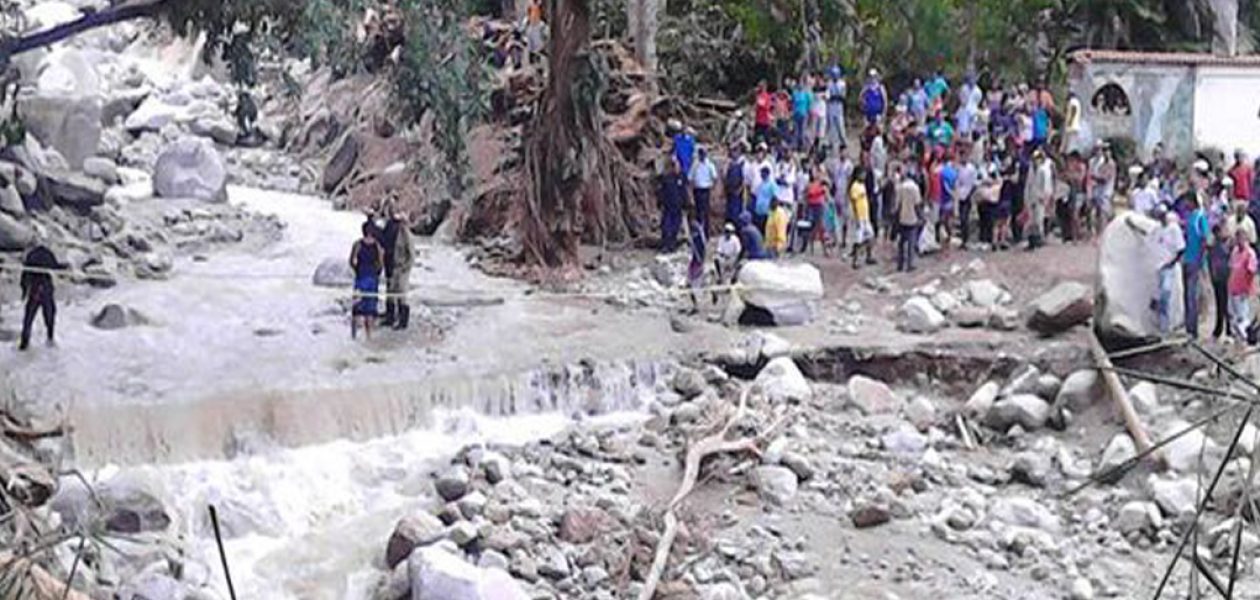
left=1069, top=62, right=1196, bottom=160
left=1193, top=65, right=1260, bottom=156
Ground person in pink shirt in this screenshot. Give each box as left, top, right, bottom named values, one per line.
left=1228, top=228, right=1258, bottom=340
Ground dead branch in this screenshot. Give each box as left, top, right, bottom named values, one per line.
left=637, top=388, right=785, bottom=600
left=1089, top=330, right=1163, bottom=467
left=0, top=553, right=89, bottom=600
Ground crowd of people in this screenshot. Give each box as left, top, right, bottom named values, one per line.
left=658, top=65, right=1260, bottom=341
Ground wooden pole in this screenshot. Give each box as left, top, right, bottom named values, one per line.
left=1089, top=330, right=1164, bottom=467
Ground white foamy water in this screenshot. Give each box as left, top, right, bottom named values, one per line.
left=96, top=408, right=645, bottom=599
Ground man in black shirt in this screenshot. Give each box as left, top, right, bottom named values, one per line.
left=19, top=242, right=63, bottom=351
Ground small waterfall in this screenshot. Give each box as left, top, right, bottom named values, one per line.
left=69, top=358, right=672, bottom=467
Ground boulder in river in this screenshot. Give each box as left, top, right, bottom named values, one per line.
left=386, top=512, right=445, bottom=569
left=153, top=137, right=228, bottom=202
left=313, top=257, right=353, bottom=288
left=91, top=304, right=151, bottom=330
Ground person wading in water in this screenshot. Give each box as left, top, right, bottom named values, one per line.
left=349, top=222, right=385, bottom=340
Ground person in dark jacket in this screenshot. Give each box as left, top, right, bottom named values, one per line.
left=19, top=242, right=64, bottom=351
left=349, top=222, right=385, bottom=340
left=1208, top=224, right=1232, bottom=340
left=659, top=158, right=688, bottom=252
left=381, top=205, right=415, bottom=331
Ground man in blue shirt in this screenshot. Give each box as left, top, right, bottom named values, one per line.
left=1183, top=194, right=1210, bottom=338
left=926, top=71, right=949, bottom=105
left=939, top=155, right=958, bottom=252
left=753, top=166, right=777, bottom=233
left=673, top=125, right=696, bottom=177
left=689, top=146, right=718, bottom=234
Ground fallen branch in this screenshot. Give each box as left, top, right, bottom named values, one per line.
left=0, top=552, right=89, bottom=600
left=1089, top=330, right=1163, bottom=467
left=637, top=388, right=785, bottom=600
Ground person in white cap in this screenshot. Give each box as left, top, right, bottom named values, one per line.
left=1149, top=205, right=1185, bottom=335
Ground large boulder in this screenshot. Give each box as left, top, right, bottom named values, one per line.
left=1096, top=213, right=1181, bottom=342
left=0, top=212, right=33, bottom=250
left=736, top=261, right=823, bottom=326
left=1027, top=281, right=1094, bottom=335
left=20, top=48, right=102, bottom=169
left=899, top=296, right=946, bottom=333
left=754, top=356, right=812, bottom=403
left=313, top=258, right=353, bottom=288
left=408, top=546, right=529, bottom=600
left=153, top=137, right=228, bottom=202
left=323, top=134, right=360, bottom=192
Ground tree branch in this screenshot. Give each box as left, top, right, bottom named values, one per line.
left=1, top=0, right=168, bottom=59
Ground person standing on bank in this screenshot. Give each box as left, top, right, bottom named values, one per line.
left=382, top=206, right=414, bottom=330
left=19, top=240, right=64, bottom=351
left=350, top=222, right=386, bottom=340
left=690, top=146, right=718, bottom=235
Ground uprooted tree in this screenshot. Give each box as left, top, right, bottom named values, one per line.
left=520, top=0, right=650, bottom=267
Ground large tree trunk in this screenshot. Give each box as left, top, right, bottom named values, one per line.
left=521, top=0, right=648, bottom=267
left=626, top=0, right=661, bottom=74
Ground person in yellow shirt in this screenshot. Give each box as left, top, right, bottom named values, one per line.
left=849, top=168, right=875, bottom=268
left=765, top=198, right=791, bottom=257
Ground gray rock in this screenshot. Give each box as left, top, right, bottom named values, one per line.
left=323, top=134, right=360, bottom=192
left=905, top=396, right=937, bottom=431
left=1160, top=418, right=1223, bottom=473
left=1033, top=374, right=1062, bottom=401
left=22, top=50, right=102, bottom=169
left=1149, top=475, right=1198, bottom=518
left=985, top=394, right=1051, bottom=431
left=1000, top=365, right=1042, bottom=397
left=0, top=183, right=23, bottom=215
left=1070, top=577, right=1095, bottom=600
left=83, top=156, right=120, bottom=184
left=951, top=305, right=990, bottom=328
left=751, top=465, right=799, bottom=506
left=118, top=572, right=185, bottom=600
left=386, top=512, right=446, bottom=569
left=1128, top=381, right=1159, bottom=414
left=988, top=496, right=1060, bottom=532
left=90, top=304, right=150, bottom=330
left=375, top=562, right=410, bottom=600
left=457, top=491, right=487, bottom=518
left=478, top=550, right=510, bottom=571
left=1097, top=213, right=1172, bottom=342
left=881, top=423, right=927, bottom=455
left=1027, top=281, right=1094, bottom=335
left=98, top=479, right=171, bottom=534
left=1055, top=370, right=1102, bottom=411
left=988, top=306, right=1020, bottom=331
left=153, top=137, right=228, bottom=202
left=536, top=545, right=571, bottom=579
left=699, top=582, right=749, bottom=600
left=848, top=375, right=898, bottom=415
left=671, top=367, right=707, bottom=399
left=448, top=520, right=480, bottom=547
left=849, top=503, right=892, bottom=528
left=189, top=116, right=238, bottom=145
left=435, top=466, right=471, bottom=502
left=408, top=546, right=529, bottom=600
left=0, top=211, right=33, bottom=250
left=964, top=381, right=1000, bottom=418
left=966, top=279, right=1005, bottom=308
left=899, top=296, right=946, bottom=333
left=479, top=452, right=510, bottom=485
left=1010, top=452, right=1052, bottom=487
left=780, top=452, right=815, bottom=482
left=1114, top=500, right=1161, bottom=536
left=312, top=257, right=354, bottom=288
left=0, top=161, right=36, bottom=197
left=1097, top=433, right=1136, bottom=483
left=754, top=356, right=811, bottom=403
left=43, top=168, right=107, bottom=208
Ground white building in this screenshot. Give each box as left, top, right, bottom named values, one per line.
left=1068, top=50, right=1260, bottom=159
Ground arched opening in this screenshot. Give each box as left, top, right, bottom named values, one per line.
left=1091, top=83, right=1132, bottom=116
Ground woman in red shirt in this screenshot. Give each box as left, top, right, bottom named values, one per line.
left=754, top=81, right=773, bottom=146
left=803, top=168, right=829, bottom=255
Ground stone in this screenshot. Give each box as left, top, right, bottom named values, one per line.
left=90, top=304, right=150, bottom=330
left=881, top=423, right=927, bottom=455
left=1160, top=419, right=1223, bottom=473
left=699, top=582, right=749, bottom=600
left=899, top=296, right=946, bottom=333
left=478, top=550, right=510, bottom=571
left=985, top=394, right=1051, bottom=431
left=671, top=367, right=707, bottom=399
left=1114, top=501, right=1161, bottom=536
left=119, top=572, right=185, bottom=600
left=21, top=49, right=102, bottom=169
left=386, top=512, right=445, bottom=569
left=0, top=212, right=33, bottom=250
left=1055, top=370, right=1102, bottom=411
left=754, top=356, right=811, bottom=403
left=0, top=161, right=37, bottom=197
left=408, top=546, right=529, bottom=600
left=1097, top=433, right=1136, bottom=483
left=0, top=184, right=21, bottom=215
left=558, top=506, right=613, bottom=544
left=83, top=156, right=120, bottom=184
left=324, top=134, right=360, bottom=192
left=737, top=261, right=823, bottom=325
left=1010, top=452, right=1052, bottom=487
left=1097, top=213, right=1176, bottom=342
left=905, top=396, right=937, bottom=431
left=457, top=491, right=487, bottom=519
left=1027, top=281, right=1094, bottom=335
left=99, top=479, right=171, bottom=534
left=1033, top=374, right=1062, bottom=401
left=189, top=116, right=239, bottom=145
left=988, top=306, right=1020, bottom=331
left=42, top=168, right=107, bottom=208
left=849, top=503, right=892, bottom=528
left=536, top=545, right=570, bottom=579
left=966, top=279, right=1004, bottom=308
left=1070, top=577, right=1095, bottom=600
left=1149, top=475, right=1199, bottom=518
left=153, top=137, right=228, bottom=202
left=448, top=521, right=480, bottom=547
left=751, top=465, right=798, bottom=506
left=964, top=381, right=1000, bottom=418
left=1128, top=381, right=1159, bottom=414
left=989, top=496, right=1061, bottom=532
left=435, top=466, right=471, bottom=502
left=930, top=290, right=961, bottom=314
left=479, top=452, right=510, bottom=485
left=312, top=257, right=354, bottom=288
left=780, top=452, right=815, bottom=482
left=848, top=375, right=898, bottom=415
left=1000, top=365, right=1042, bottom=397
left=951, top=305, right=990, bottom=328
left=1241, top=422, right=1260, bottom=456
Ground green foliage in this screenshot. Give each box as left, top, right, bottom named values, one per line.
left=393, top=0, right=487, bottom=198
left=297, top=0, right=366, bottom=76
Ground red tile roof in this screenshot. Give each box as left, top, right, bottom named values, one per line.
left=1070, top=49, right=1260, bottom=67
